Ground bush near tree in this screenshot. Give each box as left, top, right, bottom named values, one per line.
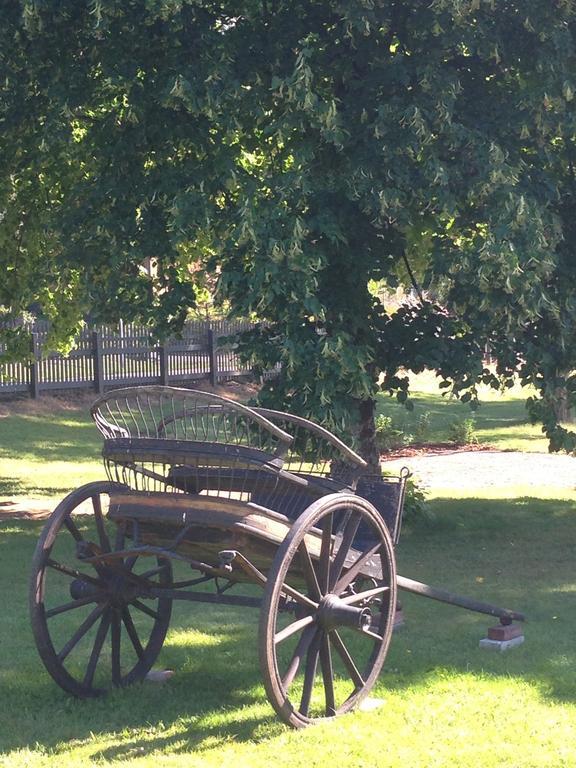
left=1, top=1, right=576, bottom=464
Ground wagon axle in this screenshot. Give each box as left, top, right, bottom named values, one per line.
left=70, top=572, right=145, bottom=606
left=316, top=594, right=372, bottom=632
left=69, top=578, right=101, bottom=601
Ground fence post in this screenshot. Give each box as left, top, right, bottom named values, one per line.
left=159, top=344, right=169, bottom=386
left=208, top=327, right=218, bottom=386
left=92, top=330, right=104, bottom=394
left=30, top=333, right=40, bottom=399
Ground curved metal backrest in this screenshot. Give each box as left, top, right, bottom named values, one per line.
left=254, top=407, right=367, bottom=483
left=91, top=386, right=293, bottom=458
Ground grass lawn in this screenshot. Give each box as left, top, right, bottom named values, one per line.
left=0, top=395, right=102, bottom=500
left=376, top=369, right=550, bottom=452
left=1, top=487, right=575, bottom=767
left=0, top=378, right=575, bottom=766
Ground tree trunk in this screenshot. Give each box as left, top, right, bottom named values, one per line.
left=554, top=385, right=574, bottom=423
left=357, top=398, right=381, bottom=475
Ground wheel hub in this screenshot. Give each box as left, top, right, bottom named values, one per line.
left=69, top=572, right=140, bottom=606
left=316, top=594, right=372, bottom=632
left=109, top=574, right=130, bottom=605
left=69, top=579, right=102, bottom=600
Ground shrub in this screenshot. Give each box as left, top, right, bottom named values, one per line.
left=414, top=410, right=432, bottom=443
left=448, top=416, right=478, bottom=445
left=402, top=477, right=434, bottom=525
left=374, top=414, right=412, bottom=452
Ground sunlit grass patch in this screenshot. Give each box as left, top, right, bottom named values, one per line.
left=0, top=405, right=102, bottom=500
left=377, top=370, right=551, bottom=452
left=3, top=488, right=576, bottom=767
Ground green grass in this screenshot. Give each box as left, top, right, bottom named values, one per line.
left=0, top=400, right=102, bottom=500
left=1, top=384, right=575, bottom=765
left=376, top=369, right=550, bottom=452
left=2, top=490, right=576, bottom=767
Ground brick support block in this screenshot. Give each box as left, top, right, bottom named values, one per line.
left=487, top=623, right=524, bottom=641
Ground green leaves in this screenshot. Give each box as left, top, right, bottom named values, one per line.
left=2, top=0, right=576, bottom=452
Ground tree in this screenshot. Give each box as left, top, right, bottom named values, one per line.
left=1, top=0, right=576, bottom=463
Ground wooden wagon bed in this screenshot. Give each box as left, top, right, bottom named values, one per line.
left=106, top=488, right=386, bottom=586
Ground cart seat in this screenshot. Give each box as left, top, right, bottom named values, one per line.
left=91, top=386, right=406, bottom=538
left=91, top=387, right=369, bottom=519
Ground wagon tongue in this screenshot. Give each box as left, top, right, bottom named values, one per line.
left=396, top=574, right=525, bottom=623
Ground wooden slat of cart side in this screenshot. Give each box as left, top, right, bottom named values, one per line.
left=108, top=492, right=292, bottom=541
left=107, top=492, right=297, bottom=575
left=166, top=466, right=347, bottom=503
left=103, top=438, right=285, bottom=470
left=107, top=492, right=383, bottom=582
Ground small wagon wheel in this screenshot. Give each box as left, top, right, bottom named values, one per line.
left=30, top=481, right=172, bottom=697
left=259, top=493, right=397, bottom=728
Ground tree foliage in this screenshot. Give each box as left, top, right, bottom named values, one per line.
left=1, top=0, right=576, bottom=456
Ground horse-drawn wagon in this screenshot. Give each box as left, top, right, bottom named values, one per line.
left=30, top=386, right=523, bottom=728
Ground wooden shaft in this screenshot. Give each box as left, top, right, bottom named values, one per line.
left=397, top=574, right=525, bottom=623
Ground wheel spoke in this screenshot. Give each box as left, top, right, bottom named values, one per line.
left=274, top=614, right=315, bottom=645
left=45, top=593, right=106, bottom=619
left=125, top=554, right=139, bottom=571
left=78, top=550, right=159, bottom=593
left=140, top=564, right=168, bottom=580
left=111, top=610, right=122, bottom=685
left=82, top=555, right=150, bottom=588
left=298, top=540, right=321, bottom=601
left=319, top=634, right=336, bottom=716
left=299, top=631, right=321, bottom=717
left=114, top=520, right=126, bottom=551
left=354, top=626, right=383, bottom=642
left=317, top=512, right=333, bottom=594
left=334, top=542, right=383, bottom=594
left=46, top=558, right=102, bottom=589
left=83, top=609, right=112, bottom=688
left=92, top=494, right=112, bottom=553
left=31, top=483, right=174, bottom=698
left=64, top=516, right=83, bottom=542
left=279, top=583, right=318, bottom=611
left=122, top=606, right=145, bottom=659
left=340, top=585, right=390, bottom=605
left=281, top=625, right=318, bottom=690
left=329, top=512, right=361, bottom=590
left=130, top=599, right=160, bottom=620
left=57, top=602, right=108, bottom=662
left=330, top=630, right=365, bottom=688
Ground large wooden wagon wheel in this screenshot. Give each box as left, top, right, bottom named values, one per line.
left=259, top=493, right=397, bottom=728
left=30, top=481, right=173, bottom=697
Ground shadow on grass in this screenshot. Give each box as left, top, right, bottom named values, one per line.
left=90, top=689, right=277, bottom=763
left=1, top=626, right=274, bottom=756
left=0, top=477, right=25, bottom=496
left=393, top=494, right=576, bottom=701
left=2, top=495, right=576, bottom=757
left=0, top=519, right=275, bottom=756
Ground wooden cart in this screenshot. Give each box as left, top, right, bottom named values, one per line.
left=30, top=386, right=524, bottom=728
